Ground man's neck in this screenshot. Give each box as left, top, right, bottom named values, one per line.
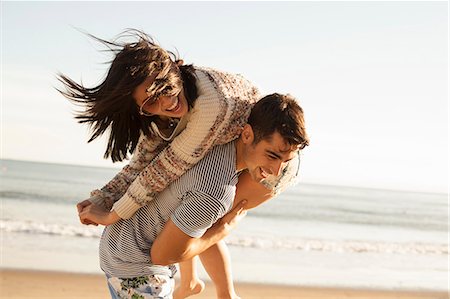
left=235, top=139, right=246, bottom=172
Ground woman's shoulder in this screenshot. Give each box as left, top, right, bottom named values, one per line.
left=194, top=66, right=255, bottom=86
left=193, top=66, right=260, bottom=103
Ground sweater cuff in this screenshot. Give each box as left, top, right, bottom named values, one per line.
left=88, top=195, right=108, bottom=210
left=112, top=195, right=142, bottom=219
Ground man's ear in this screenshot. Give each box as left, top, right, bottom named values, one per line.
left=176, top=59, right=184, bottom=66
left=242, top=124, right=254, bottom=144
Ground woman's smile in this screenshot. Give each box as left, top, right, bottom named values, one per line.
left=166, top=97, right=180, bottom=112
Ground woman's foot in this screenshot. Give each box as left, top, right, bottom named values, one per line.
left=173, top=279, right=205, bottom=299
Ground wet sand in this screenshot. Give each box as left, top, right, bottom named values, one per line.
left=0, top=269, right=447, bottom=299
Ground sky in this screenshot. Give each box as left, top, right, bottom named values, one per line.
left=1, top=1, right=448, bottom=194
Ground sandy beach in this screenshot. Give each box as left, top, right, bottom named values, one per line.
left=0, top=269, right=447, bottom=299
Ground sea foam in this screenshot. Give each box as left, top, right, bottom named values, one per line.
left=1, top=219, right=446, bottom=255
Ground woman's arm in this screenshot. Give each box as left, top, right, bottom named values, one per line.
left=111, top=69, right=260, bottom=220
left=87, top=133, right=167, bottom=209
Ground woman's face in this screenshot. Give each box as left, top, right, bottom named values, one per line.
left=133, top=70, right=189, bottom=119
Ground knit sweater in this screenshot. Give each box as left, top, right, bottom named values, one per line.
left=89, top=67, right=261, bottom=219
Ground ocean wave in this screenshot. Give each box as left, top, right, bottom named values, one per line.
left=0, top=191, right=78, bottom=204
left=0, top=219, right=102, bottom=238
left=248, top=210, right=447, bottom=231
left=0, top=191, right=52, bottom=201
left=1, top=219, right=446, bottom=256
left=226, top=236, right=448, bottom=255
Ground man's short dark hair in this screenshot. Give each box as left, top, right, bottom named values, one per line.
left=248, top=93, right=309, bottom=150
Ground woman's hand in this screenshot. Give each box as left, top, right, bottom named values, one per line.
left=78, top=202, right=121, bottom=226
left=76, top=199, right=98, bottom=225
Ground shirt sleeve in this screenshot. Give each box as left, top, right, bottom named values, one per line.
left=170, top=191, right=229, bottom=238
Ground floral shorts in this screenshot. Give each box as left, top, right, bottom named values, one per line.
left=106, top=274, right=175, bottom=299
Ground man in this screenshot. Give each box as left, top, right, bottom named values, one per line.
left=98, top=93, right=309, bottom=298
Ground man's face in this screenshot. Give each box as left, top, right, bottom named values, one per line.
left=242, top=128, right=299, bottom=183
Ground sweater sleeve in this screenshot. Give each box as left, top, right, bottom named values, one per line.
left=112, top=69, right=259, bottom=219
left=88, top=133, right=167, bottom=209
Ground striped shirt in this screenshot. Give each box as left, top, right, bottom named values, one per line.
left=99, top=141, right=238, bottom=278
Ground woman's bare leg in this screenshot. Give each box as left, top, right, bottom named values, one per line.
left=173, top=257, right=205, bottom=299
left=199, top=241, right=238, bottom=299
left=196, top=171, right=275, bottom=299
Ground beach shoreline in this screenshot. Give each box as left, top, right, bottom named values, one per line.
left=0, top=269, right=447, bottom=299
left=2, top=161, right=448, bottom=296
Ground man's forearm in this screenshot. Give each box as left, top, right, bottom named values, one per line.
left=179, top=223, right=231, bottom=262
left=151, top=200, right=247, bottom=266
left=151, top=220, right=230, bottom=265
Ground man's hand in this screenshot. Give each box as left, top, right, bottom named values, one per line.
left=78, top=202, right=121, bottom=226
left=212, top=199, right=248, bottom=236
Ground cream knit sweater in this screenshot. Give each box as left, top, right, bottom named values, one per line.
left=89, top=67, right=261, bottom=219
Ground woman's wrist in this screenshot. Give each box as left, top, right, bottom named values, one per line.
left=107, top=210, right=121, bottom=224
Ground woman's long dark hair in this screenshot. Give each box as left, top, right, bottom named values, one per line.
left=57, top=29, right=198, bottom=162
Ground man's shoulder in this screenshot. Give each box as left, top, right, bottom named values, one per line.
left=196, top=142, right=236, bottom=172
left=175, top=142, right=237, bottom=196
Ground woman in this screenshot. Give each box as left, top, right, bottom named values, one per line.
left=59, top=29, right=307, bottom=299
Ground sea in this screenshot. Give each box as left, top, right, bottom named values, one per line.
left=0, top=159, right=448, bottom=291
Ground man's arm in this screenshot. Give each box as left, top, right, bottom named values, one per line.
left=151, top=200, right=247, bottom=266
